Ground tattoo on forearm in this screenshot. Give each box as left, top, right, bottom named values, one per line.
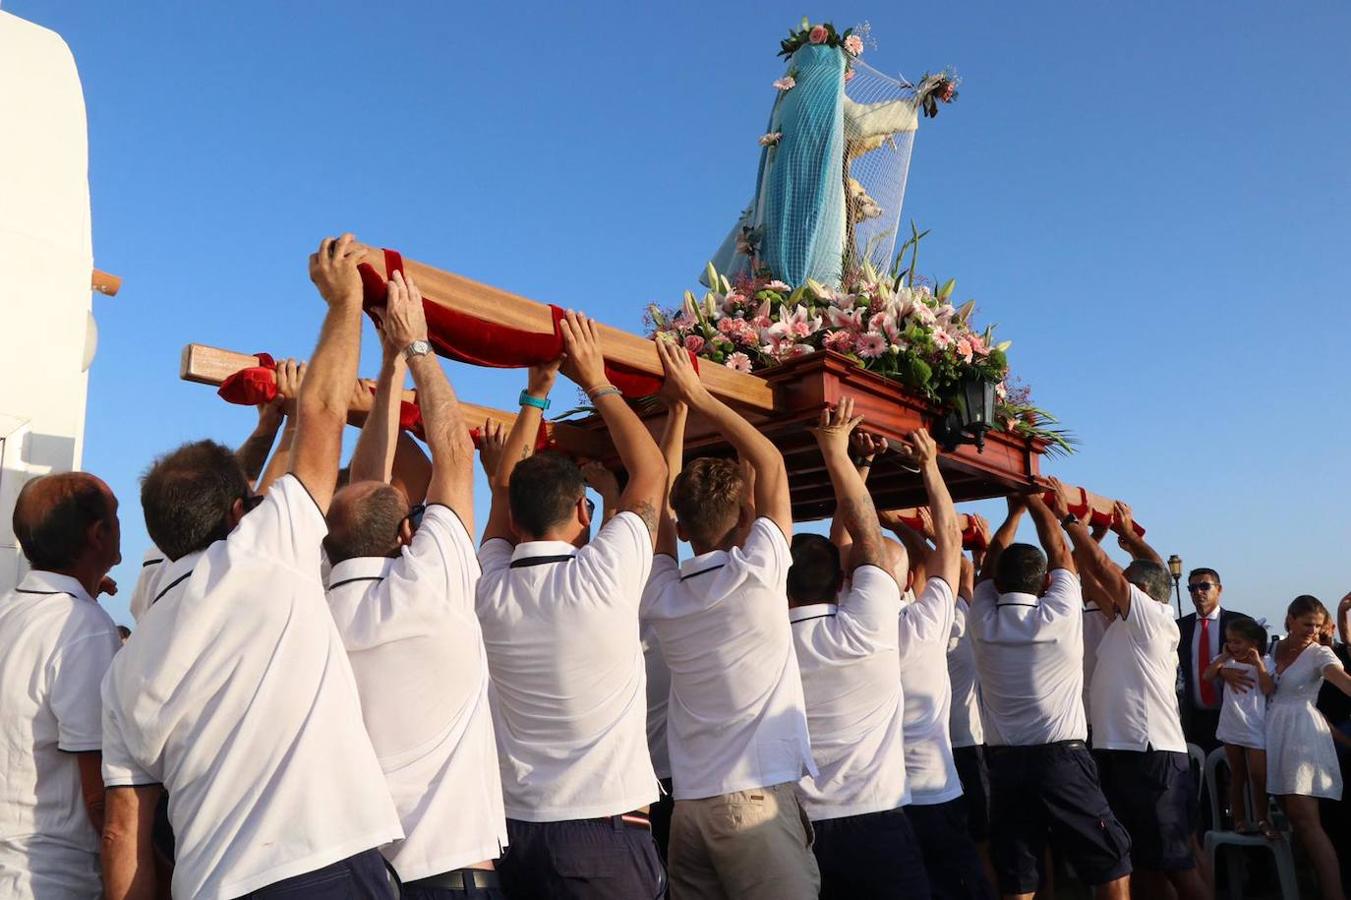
left=840, top=494, right=882, bottom=563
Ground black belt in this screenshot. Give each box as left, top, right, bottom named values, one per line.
left=403, top=868, right=500, bottom=891
left=987, top=739, right=1087, bottom=755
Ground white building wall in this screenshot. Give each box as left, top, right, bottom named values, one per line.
left=0, top=11, right=97, bottom=590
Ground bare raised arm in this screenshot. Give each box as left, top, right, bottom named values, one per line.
left=978, top=495, right=1025, bottom=584
left=830, top=430, right=886, bottom=558
left=1045, top=478, right=1133, bottom=614
left=1111, top=501, right=1162, bottom=565
left=879, top=510, right=925, bottom=588
left=348, top=339, right=405, bottom=486
left=384, top=272, right=475, bottom=526
left=812, top=398, right=884, bottom=571
left=481, top=360, right=558, bottom=545
left=656, top=335, right=790, bottom=538
left=235, top=393, right=285, bottom=484
left=653, top=398, right=688, bottom=558
left=292, top=234, right=366, bottom=511
left=255, top=359, right=304, bottom=495
left=895, top=430, right=961, bottom=591
left=560, top=312, right=666, bottom=543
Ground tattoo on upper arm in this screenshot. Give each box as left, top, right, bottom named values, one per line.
left=628, top=499, right=660, bottom=537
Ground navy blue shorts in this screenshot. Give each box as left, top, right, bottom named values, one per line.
left=987, top=741, right=1132, bottom=894
left=401, top=869, right=505, bottom=900
left=1094, top=749, right=1197, bottom=872
left=497, top=816, right=665, bottom=899
left=952, top=745, right=991, bottom=842
left=238, top=849, right=394, bottom=898
left=906, top=798, right=995, bottom=900
left=812, top=806, right=930, bottom=899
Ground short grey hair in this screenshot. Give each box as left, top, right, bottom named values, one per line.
left=1124, top=559, right=1172, bottom=604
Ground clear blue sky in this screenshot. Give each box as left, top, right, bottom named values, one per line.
left=10, top=1, right=1350, bottom=628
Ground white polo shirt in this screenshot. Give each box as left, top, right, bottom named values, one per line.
left=641, top=621, right=673, bottom=780
left=1081, top=600, right=1112, bottom=721
left=791, top=565, right=907, bottom=820
left=101, top=475, right=403, bottom=900
left=475, top=511, right=657, bottom=821
left=0, top=571, right=120, bottom=899
left=899, top=578, right=962, bottom=805
left=128, top=544, right=166, bottom=623
left=641, top=518, right=817, bottom=801
left=970, top=570, right=1087, bottom=747
left=947, top=597, right=984, bottom=749
left=325, top=505, right=507, bottom=880
left=1089, top=585, right=1188, bottom=753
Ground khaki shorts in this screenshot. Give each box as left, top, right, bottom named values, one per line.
left=667, top=781, right=820, bottom=900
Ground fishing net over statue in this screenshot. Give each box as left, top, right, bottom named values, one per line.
left=708, top=21, right=958, bottom=289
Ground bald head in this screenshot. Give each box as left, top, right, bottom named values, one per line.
left=14, top=472, right=120, bottom=572
left=323, top=481, right=410, bottom=564
left=881, top=537, right=908, bottom=586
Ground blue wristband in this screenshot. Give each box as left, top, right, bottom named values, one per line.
left=519, top=390, right=550, bottom=411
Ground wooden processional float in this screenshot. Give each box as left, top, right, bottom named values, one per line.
left=180, top=241, right=1140, bottom=530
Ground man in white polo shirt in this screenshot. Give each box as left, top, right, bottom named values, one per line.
left=641, top=338, right=818, bottom=900
left=475, top=311, right=667, bottom=898
left=789, top=403, right=932, bottom=899
left=0, top=473, right=122, bottom=899
left=971, top=494, right=1131, bottom=900
left=1047, top=484, right=1206, bottom=900
left=323, top=271, right=508, bottom=897
left=99, top=234, right=403, bottom=899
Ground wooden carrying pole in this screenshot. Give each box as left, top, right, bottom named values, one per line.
left=351, top=243, right=777, bottom=414
left=92, top=269, right=121, bottom=296
left=1043, top=481, right=1146, bottom=535
left=179, top=344, right=613, bottom=459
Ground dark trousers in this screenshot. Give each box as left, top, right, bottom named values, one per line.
left=497, top=816, right=665, bottom=899
left=906, top=798, right=996, bottom=900
left=650, top=778, right=674, bottom=866
left=952, top=745, right=991, bottom=842
left=237, top=849, right=394, bottom=899
left=812, top=807, right=930, bottom=899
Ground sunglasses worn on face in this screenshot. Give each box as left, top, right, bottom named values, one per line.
left=1188, top=582, right=1216, bottom=593
left=584, top=498, right=596, bottom=516
left=407, top=503, right=427, bottom=531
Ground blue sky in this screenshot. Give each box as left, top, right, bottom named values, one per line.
left=10, top=1, right=1350, bottom=628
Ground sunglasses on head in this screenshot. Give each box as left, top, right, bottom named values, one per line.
left=1187, top=582, right=1216, bottom=593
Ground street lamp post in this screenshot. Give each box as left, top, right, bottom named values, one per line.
left=1167, top=554, right=1184, bottom=619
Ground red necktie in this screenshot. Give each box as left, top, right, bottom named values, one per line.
left=1199, top=617, right=1218, bottom=706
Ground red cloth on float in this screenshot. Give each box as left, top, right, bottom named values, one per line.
left=357, top=248, right=696, bottom=398
left=217, top=353, right=278, bottom=405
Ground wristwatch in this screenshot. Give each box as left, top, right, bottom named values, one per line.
left=1061, top=513, right=1080, bottom=528
left=403, top=339, right=432, bottom=361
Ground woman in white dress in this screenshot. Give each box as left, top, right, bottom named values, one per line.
left=1265, top=595, right=1351, bottom=900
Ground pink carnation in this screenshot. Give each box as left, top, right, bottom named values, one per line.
left=765, top=280, right=792, bottom=293
left=808, top=25, right=829, bottom=44
left=683, top=334, right=705, bottom=354
left=844, top=34, right=864, bottom=56
left=931, top=330, right=953, bottom=349
left=725, top=352, right=753, bottom=373
left=856, top=331, right=887, bottom=359
left=823, top=330, right=856, bottom=354
left=956, top=338, right=973, bottom=363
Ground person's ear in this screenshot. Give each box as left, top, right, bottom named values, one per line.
left=397, top=518, right=414, bottom=547
left=228, top=498, right=246, bottom=530
left=1042, top=573, right=1051, bottom=595
left=676, top=520, right=689, bottom=544
left=905, top=569, right=915, bottom=593
left=577, top=497, right=593, bottom=529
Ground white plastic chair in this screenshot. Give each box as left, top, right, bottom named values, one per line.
left=1202, top=746, right=1299, bottom=900
left=1187, top=742, right=1206, bottom=805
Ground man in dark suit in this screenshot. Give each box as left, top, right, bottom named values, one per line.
left=1176, top=568, right=1253, bottom=752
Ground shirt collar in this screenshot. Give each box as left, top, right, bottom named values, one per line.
left=15, top=570, right=94, bottom=604
left=789, top=602, right=837, bottom=623
left=327, top=556, right=396, bottom=588
left=510, top=540, right=578, bottom=563
left=998, top=590, right=1041, bottom=606
left=154, top=551, right=204, bottom=606
left=678, top=548, right=728, bottom=578
left=1200, top=606, right=1221, bottom=621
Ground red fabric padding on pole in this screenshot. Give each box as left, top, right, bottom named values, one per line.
left=217, top=353, right=277, bottom=405
left=357, top=248, right=696, bottom=398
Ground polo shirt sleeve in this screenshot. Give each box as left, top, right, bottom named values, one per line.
left=576, top=511, right=654, bottom=608
left=477, top=537, right=512, bottom=577
left=232, top=474, right=327, bottom=575
left=640, top=553, right=680, bottom=618
left=398, top=504, right=480, bottom=612
left=48, top=626, right=119, bottom=752
left=967, top=580, right=998, bottom=640
left=128, top=546, right=165, bottom=624
left=1123, top=584, right=1173, bottom=645
left=100, top=678, right=156, bottom=787
left=898, top=576, right=956, bottom=651
left=838, top=565, right=901, bottom=649
left=738, top=517, right=791, bottom=587
left=1041, top=569, right=1082, bottom=619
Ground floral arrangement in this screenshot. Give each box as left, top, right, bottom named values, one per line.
left=777, top=18, right=867, bottom=61
left=646, top=233, right=1074, bottom=454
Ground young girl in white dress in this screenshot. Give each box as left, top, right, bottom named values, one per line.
left=1202, top=617, right=1274, bottom=836
left=1266, top=595, right=1351, bottom=900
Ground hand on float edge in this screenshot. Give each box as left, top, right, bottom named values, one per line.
left=382, top=270, right=429, bottom=352
left=275, top=358, right=306, bottom=419
left=809, top=396, right=863, bottom=458
left=654, top=333, right=708, bottom=406
left=559, top=311, right=608, bottom=391
left=478, top=419, right=507, bottom=480
left=1042, top=477, right=1071, bottom=520
left=308, top=233, right=363, bottom=307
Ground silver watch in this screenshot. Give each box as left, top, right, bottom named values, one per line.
left=403, top=339, right=432, bottom=361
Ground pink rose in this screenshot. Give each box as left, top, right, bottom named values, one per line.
left=725, top=352, right=753, bottom=373
left=808, top=25, right=828, bottom=44
left=843, top=34, right=864, bottom=57
left=940, top=81, right=956, bottom=103
left=683, top=335, right=705, bottom=354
